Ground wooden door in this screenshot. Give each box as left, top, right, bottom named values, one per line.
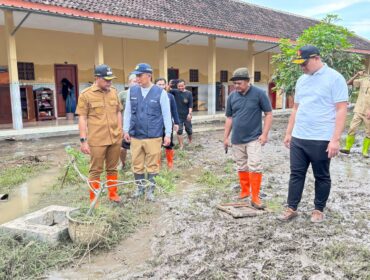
left=54, top=64, right=78, bottom=117
left=25, top=86, right=36, bottom=121
left=0, top=85, right=12, bottom=124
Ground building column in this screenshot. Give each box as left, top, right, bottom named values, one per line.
left=367, top=55, right=370, bottom=74
left=4, top=10, right=22, bottom=130
left=94, top=22, right=104, bottom=65
left=158, top=30, right=168, bottom=79
left=208, top=36, right=216, bottom=114
left=247, top=41, right=255, bottom=82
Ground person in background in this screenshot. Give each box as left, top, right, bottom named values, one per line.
left=172, top=79, right=193, bottom=150
left=61, top=78, right=76, bottom=116
left=118, top=73, right=137, bottom=170
left=340, top=70, right=370, bottom=158
left=155, top=77, right=180, bottom=169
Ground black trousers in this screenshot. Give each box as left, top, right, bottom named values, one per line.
left=162, top=124, right=174, bottom=150
left=288, top=137, right=331, bottom=212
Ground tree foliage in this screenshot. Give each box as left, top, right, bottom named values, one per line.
left=272, top=14, right=364, bottom=95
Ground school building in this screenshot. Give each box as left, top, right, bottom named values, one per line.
left=1, top=0, right=370, bottom=129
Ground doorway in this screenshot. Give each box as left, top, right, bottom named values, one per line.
left=186, top=86, right=199, bottom=111
left=54, top=64, right=78, bottom=117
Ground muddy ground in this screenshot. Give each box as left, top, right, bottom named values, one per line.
left=1, top=116, right=370, bottom=279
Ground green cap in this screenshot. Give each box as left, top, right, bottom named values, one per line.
left=230, top=67, right=250, bottom=81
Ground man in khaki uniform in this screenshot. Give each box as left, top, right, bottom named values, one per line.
left=76, top=64, right=123, bottom=203
left=340, top=71, right=370, bottom=158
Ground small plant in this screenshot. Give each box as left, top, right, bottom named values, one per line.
left=197, top=170, right=230, bottom=189
left=223, top=159, right=234, bottom=174
left=176, top=149, right=187, bottom=160
left=62, top=146, right=90, bottom=184
left=154, top=169, right=179, bottom=193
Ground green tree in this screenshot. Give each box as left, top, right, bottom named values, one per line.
left=272, top=14, right=364, bottom=96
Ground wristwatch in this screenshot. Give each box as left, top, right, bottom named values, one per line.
left=80, top=137, right=87, bottom=143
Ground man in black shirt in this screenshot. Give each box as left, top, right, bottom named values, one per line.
left=172, top=79, right=193, bottom=150
left=224, top=67, right=273, bottom=209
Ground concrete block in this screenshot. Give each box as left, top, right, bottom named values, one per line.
left=0, top=205, right=76, bottom=244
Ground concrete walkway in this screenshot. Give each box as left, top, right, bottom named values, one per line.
left=0, top=109, right=291, bottom=141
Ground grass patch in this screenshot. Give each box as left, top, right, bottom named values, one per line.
left=154, top=168, right=179, bottom=193
left=0, top=147, right=164, bottom=279
left=175, top=149, right=193, bottom=168
left=197, top=170, right=232, bottom=189
left=223, top=159, right=234, bottom=174
left=0, top=162, right=47, bottom=193
left=323, top=242, right=370, bottom=279
left=0, top=199, right=154, bottom=280
left=265, top=197, right=285, bottom=213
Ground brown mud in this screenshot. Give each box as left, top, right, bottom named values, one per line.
left=1, top=118, right=370, bottom=279
left=46, top=116, right=369, bottom=279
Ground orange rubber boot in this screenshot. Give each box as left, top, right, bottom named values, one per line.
left=165, top=149, right=174, bottom=169
left=238, top=171, right=250, bottom=199
left=250, top=172, right=265, bottom=209
left=107, top=174, right=121, bottom=202
left=89, top=179, right=101, bottom=203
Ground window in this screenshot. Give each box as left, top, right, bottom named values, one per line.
left=220, top=70, right=228, bottom=83
left=18, top=62, right=35, bottom=80
left=254, top=71, right=261, bottom=82
left=168, top=68, right=179, bottom=81
left=189, top=69, right=199, bottom=82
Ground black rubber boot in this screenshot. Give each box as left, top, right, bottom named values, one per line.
left=146, top=173, right=158, bottom=202
left=132, top=173, right=145, bottom=198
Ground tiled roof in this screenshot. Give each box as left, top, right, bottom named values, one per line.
left=5, top=0, right=370, bottom=51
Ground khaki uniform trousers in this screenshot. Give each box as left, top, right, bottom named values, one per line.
left=348, top=112, right=370, bottom=138
left=131, top=137, right=162, bottom=174
left=89, top=140, right=121, bottom=180
left=232, top=139, right=263, bottom=173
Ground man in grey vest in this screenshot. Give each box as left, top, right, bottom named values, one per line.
left=123, top=63, right=172, bottom=201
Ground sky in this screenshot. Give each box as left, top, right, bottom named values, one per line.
left=244, top=0, right=370, bottom=40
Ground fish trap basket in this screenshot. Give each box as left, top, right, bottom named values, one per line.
left=66, top=209, right=110, bottom=245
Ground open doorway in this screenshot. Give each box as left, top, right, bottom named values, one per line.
left=54, top=64, right=78, bottom=118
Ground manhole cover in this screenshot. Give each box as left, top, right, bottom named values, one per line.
left=217, top=202, right=268, bottom=218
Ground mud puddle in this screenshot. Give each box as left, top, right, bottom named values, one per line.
left=0, top=137, right=75, bottom=224
left=0, top=166, right=61, bottom=224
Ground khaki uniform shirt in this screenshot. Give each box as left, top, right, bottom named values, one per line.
left=76, top=85, right=123, bottom=146
left=353, top=75, right=370, bottom=114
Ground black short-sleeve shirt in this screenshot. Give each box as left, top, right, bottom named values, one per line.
left=225, top=85, right=272, bottom=144
left=171, top=89, right=193, bottom=119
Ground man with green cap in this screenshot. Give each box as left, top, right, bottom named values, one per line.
left=340, top=70, right=370, bottom=158
left=224, top=67, right=273, bottom=209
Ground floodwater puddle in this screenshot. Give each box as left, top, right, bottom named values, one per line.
left=0, top=166, right=60, bottom=224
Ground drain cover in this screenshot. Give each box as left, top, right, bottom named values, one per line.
left=217, top=202, right=267, bottom=218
